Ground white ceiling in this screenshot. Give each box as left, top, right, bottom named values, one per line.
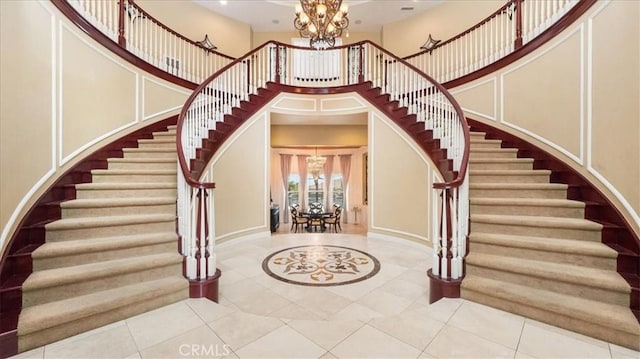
left=193, top=0, right=444, bottom=33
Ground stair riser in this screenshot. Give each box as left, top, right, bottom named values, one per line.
left=469, top=151, right=518, bottom=159
left=470, top=142, right=503, bottom=149
left=33, top=241, right=177, bottom=271
left=91, top=174, right=177, bottom=184
left=22, top=262, right=182, bottom=308
left=469, top=162, right=533, bottom=171
left=152, top=132, right=176, bottom=138
left=46, top=220, right=175, bottom=241
left=466, top=264, right=628, bottom=306
left=469, top=242, right=617, bottom=270
left=470, top=188, right=567, bottom=199
left=470, top=203, right=584, bottom=218
left=62, top=203, right=175, bottom=218
left=18, top=288, right=188, bottom=352
left=470, top=221, right=601, bottom=241
left=137, top=142, right=175, bottom=149
left=460, top=289, right=640, bottom=351
left=107, top=161, right=176, bottom=170
left=123, top=151, right=176, bottom=159
left=469, top=133, right=487, bottom=140
left=75, top=188, right=176, bottom=199
left=470, top=174, right=550, bottom=183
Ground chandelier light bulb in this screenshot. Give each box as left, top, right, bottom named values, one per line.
left=340, top=3, right=348, bottom=14
left=295, top=3, right=303, bottom=15
left=316, top=4, right=327, bottom=18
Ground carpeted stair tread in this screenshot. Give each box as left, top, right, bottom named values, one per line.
left=470, top=148, right=518, bottom=154
left=32, top=232, right=177, bottom=259
left=470, top=182, right=568, bottom=190
left=469, top=158, right=534, bottom=164
left=470, top=169, right=551, bottom=176
left=45, top=213, right=175, bottom=231
left=137, top=138, right=175, bottom=144
left=462, top=275, right=640, bottom=336
left=22, top=253, right=182, bottom=291
left=470, top=197, right=584, bottom=208
left=60, top=197, right=176, bottom=209
left=469, top=232, right=617, bottom=257
left=108, top=158, right=176, bottom=163
left=470, top=139, right=502, bottom=145
left=90, top=169, right=176, bottom=175
left=466, top=252, right=630, bottom=293
left=18, top=276, right=187, bottom=336
left=122, top=148, right=175, bottom=153
left=471, top=214, right=602, bottom=231
left=75, top=182, right=176, bottom=190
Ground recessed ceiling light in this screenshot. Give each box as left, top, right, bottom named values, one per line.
left=401, top=7, right=414, bottom=11
left=272, top=19, right=280, bottom=24
left=355, top=20, right=362, bottom=25
left=219, top=0, right=227, bottom=5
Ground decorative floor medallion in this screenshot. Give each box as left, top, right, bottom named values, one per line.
left=262, top=245, right=381, bottom=286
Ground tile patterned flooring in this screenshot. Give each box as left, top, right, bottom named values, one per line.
left=12, top=224, right=640, bottom=359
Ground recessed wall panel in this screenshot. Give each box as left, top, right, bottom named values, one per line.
left=590, top=1, right=640, bottom=215
left=502, top=29, right=583, bottom=161
left=60, top=25, right=137, bottom=161
left=0, top=1, right=54, bottom=241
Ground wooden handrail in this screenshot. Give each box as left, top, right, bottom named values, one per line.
left=176, top=39, right=470, bottom=191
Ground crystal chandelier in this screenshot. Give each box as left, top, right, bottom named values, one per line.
left=294, top=0, right=349, bottom=49
left=306, top=147, right=326, bottom=181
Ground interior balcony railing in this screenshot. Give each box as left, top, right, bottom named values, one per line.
left=55, top=0, right=595, bottom=93
left=404, top=0, right=586, bottom=85
left=176, top=40, right=470, bottom=296
left=58, top=0, right=234, bottom=85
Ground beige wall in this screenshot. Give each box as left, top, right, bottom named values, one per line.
left=208, top=92, right=439, bottom=243
left=136, top=0, right=252, bottom=58
left=208, top=112, right=270, bottom=242
left=0, top=1, right=191, bottom=255
left=449, top=1, right=640, bottom=234
left=369, top=112, right=433, bottom=243
left=271, top=125, right=367, bottom=147
left=382, top=0, right=504, bottom=57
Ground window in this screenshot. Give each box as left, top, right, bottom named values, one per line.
left=308, top=175, right=325, bottom=205
left=331, top=175, right=344, bottom=207
left=287, top=174, right=300, bottom=206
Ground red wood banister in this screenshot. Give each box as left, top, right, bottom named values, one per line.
left=514, top=0, right=523, bottom=49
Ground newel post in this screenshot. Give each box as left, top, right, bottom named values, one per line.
left=117, top=0, right=127, bottom=47
left=427, top=187, right=462, bottom=303
left=514, top=0, right=523, bottom=49
left=187, top=187, right=221, bottom=301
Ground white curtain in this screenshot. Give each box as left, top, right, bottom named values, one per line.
left=297, top=155, right=309, bottom=211
left=339, top=154, right=352, bottom=223
left=280, top=154, right=293, bottom=223
left=322, top=155, right=335, bottom=211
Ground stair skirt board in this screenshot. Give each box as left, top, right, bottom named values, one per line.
left=462, top=288, right=640, bottom=351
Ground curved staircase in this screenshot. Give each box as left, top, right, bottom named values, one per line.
left=462, top=131, right=640, bottom=350
left=16, top=125, right=188, bottom=352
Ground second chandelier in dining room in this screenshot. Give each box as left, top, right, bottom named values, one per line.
left=294, top=0, right=349, bottom=50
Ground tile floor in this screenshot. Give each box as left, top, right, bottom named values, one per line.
left=12, top=225, right=640, bottom=359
